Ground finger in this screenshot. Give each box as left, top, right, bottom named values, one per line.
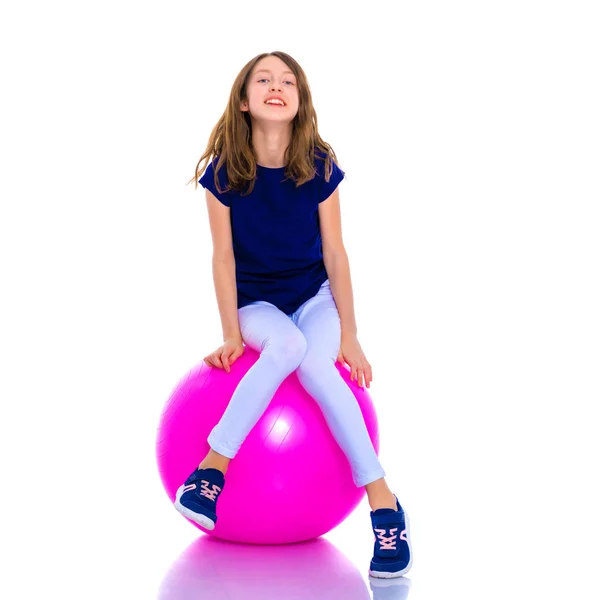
left=366, top=363, right=373, bottom=387
left=350, top=364, right=357, bottom=382
left=212, top=353, right=224, bottom=369
left=221, top=351, right=230, bottom=373
left=357, top=367, right=364, bottom=388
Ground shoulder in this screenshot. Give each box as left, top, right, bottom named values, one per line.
left=313, top=148, right=346, bottom=203
left=199, top=156, right=228, bottom=186
left=314, top=147, right=336, bottom=173
left=198, top=156, right=232, bottom=206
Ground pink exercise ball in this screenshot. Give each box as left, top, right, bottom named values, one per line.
left=156, top=347, right=380, bottom=544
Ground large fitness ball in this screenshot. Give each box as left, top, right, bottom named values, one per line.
left=156, top=348, right=380, bottom=544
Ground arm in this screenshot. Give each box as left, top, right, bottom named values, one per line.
left=319, top=188, right=357, bottom=335
left=205, top=190, right=242, bottom=342
left=319, top=187, right=372, bottom=388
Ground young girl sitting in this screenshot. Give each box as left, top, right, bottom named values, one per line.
left=175, top=50, right=412, bottom=580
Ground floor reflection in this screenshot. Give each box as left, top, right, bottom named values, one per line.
left=368, top=575, right=412, bottom=600
left=158, top=535, right=411, bottom=599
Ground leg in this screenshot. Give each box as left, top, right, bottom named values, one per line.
left=293, top=282, right=396, bottom=509
left=203, top=301, right=307, bottom=466
left=364, top=478, right=397, bottom=511
left=198, top=448, right=232, bottom=476
left=176, top=302, right=307, bottom=528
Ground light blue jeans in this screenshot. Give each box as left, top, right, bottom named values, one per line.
left=207, top=279, right=386, bottom=487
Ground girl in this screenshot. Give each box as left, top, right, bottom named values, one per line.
left=175, top=51, right=412, bottom=580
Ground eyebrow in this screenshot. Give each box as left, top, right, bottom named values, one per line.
left=253, top=69, right=295, bottom=76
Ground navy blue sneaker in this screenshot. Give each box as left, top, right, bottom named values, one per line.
left=174, top=467, right=225, bottom=530
left=369, top=495, right=412, bottom=578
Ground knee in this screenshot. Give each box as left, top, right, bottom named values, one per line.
left=262, top=331, right=307, bottom=371
left=296, top=351, right=336, bottom=381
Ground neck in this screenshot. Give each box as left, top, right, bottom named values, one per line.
left=250, top=120, right=292, bottom=168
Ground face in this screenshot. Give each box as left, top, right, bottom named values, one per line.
left=241, top=56, right=299, bottom=123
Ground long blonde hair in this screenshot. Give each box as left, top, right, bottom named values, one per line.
left=187, top=50, right=341, bottom=196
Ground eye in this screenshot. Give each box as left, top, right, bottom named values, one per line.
left=257, top=78, right=295, bottom=85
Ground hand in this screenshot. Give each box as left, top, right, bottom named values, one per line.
left=203, top=337, right=245, bottom=373
left=336, top=332, right=372, bottom=388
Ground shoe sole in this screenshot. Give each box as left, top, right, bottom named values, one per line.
left=368, top=575, right=412, bottom=589
left=174, top=484, right=216, bottom=530
left=368, top=512, right=413, bottom=579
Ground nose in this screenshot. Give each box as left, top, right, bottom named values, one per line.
left=269, top=81, right=282, bottom=92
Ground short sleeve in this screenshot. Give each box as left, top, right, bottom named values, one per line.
left=198, top=159, right=232, bottom=207
left=318, top=158, right=345, bottom=203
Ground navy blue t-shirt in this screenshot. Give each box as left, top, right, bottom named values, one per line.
left=198, top=154, right=345, bottom=314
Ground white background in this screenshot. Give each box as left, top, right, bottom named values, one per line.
left=1, top=1, right=598, bottom=598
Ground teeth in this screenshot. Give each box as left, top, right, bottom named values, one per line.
left=265, top=99, right=284, bottom=106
